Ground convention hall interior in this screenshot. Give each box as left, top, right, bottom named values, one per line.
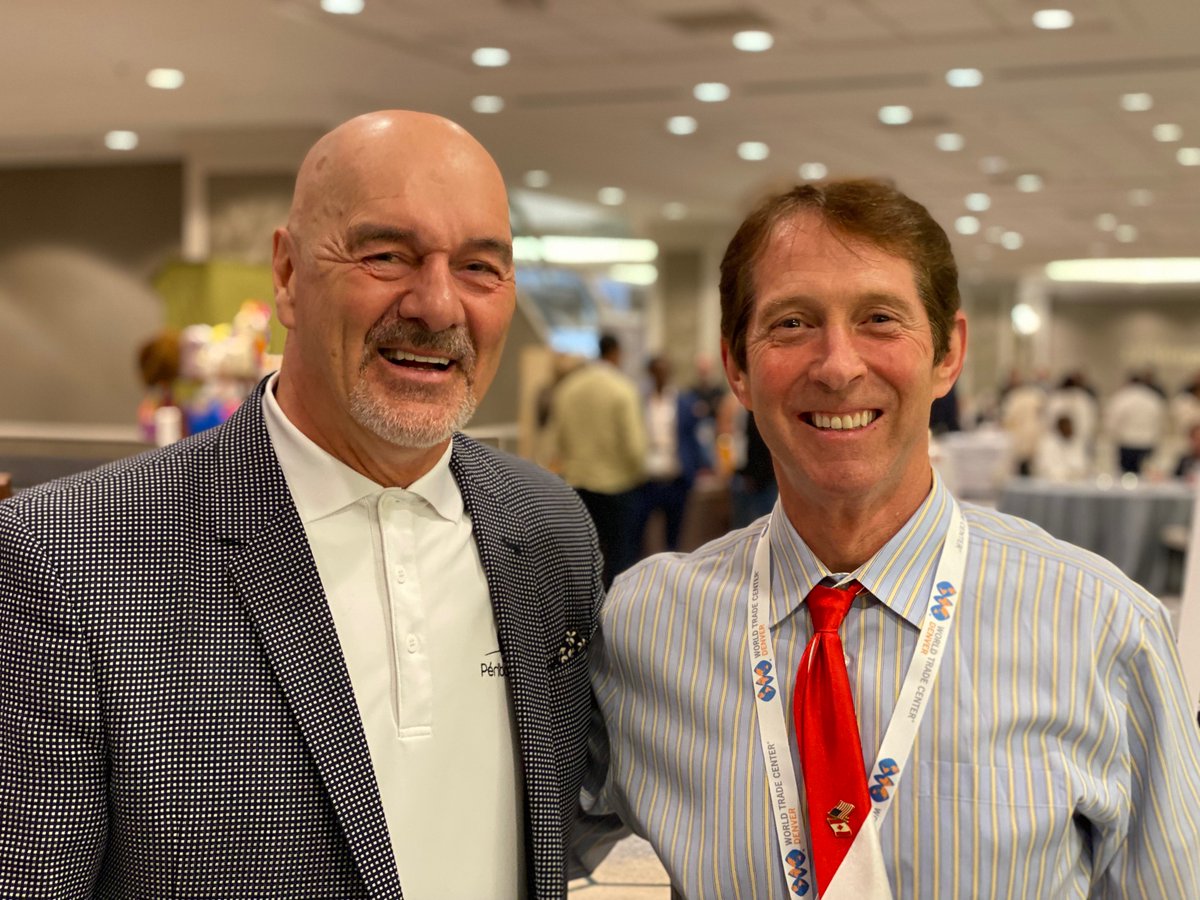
left=1, top=2, right=1199, bottom=893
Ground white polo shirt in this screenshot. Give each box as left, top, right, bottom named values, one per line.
left=262, top=378, right=524, bottom=898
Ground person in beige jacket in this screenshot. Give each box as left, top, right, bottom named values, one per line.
left=548, top=333, right=646, bottom=586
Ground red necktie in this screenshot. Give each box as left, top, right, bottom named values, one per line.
left=794, top=580, right=872, bottom=893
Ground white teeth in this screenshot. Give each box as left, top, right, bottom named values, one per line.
left=812, top=410, right=876, bottom=430
left=380, top=348, right=452, bottom=366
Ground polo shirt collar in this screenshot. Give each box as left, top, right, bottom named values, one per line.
left=262, top=373, right=463, bottom=525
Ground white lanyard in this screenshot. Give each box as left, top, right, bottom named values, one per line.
left=748, top=500, right=969, bottom=898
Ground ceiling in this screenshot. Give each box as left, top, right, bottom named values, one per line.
left=3, top=0, right=1199, bottom=280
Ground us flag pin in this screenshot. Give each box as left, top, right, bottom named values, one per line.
left=826, top=800, right=854, bottom=836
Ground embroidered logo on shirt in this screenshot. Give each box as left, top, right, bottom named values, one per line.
left=481, top=649, right=507, bottom=678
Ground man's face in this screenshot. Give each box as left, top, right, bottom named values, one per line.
left=274, top=138, right=515, bottom=452
left=723, top=213, right=964, bottom=514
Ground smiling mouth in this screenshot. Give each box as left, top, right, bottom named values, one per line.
left=378, top=348, right=454, bottom=371
left=805, top=410, right=879, bottom=431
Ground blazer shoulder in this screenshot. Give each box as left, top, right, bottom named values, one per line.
left=453, top=433, right=577, bottom=499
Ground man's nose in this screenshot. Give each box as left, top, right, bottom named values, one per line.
left=809, top=324, right=867, bottom=391
left=395, top=257, right=465, bottom=333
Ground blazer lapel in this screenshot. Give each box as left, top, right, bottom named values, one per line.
left=213, top=389, right=402, bottom=898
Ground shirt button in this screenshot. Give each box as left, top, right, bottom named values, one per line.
left=843, top=652, right=853, bottom=668
left=406, top=634, right=419, bottom=653
left=395, top=566, right=407, bottom=584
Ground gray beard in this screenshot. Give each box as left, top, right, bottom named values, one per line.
left=348, top=319, right=478, bottom=449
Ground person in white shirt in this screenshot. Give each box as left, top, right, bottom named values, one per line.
left=1033, top=413, right=1092, bottom=481
left=1103, top=370, right=1168, bottom=474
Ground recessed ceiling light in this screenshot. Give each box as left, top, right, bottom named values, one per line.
left=104, top=130, right=138, bottom=151
left=470, top=95, right=504, bottom=114
left=146, top=68, right=184, bottom=90
left=936, top=133, right=965, bottom=152
left=693, top=82, right=730, bottom=102
left=666, top=115, right=698, bottom=136
left=945, top=68, right=983, bottom=88
left=1120, top=92, right=1153, bottom=112
left=662, top=202, right=688, bottom=221
left=965, top=192, right=991, bottom=212
left=1095, top=213, right=1118, bottom=231
left=1001, top=231, right=1024, bottom=250
left=1032, top=9, right=1074, bottom=29
left=597, top=186, right=626, bottom=206
left=472, top=47, right=511, bottom=67
left=732, top=30, right=774, bottom=52
left=980, top=155, right=1007, bottom=174
left=737, top=141, right=770, bottom=161
left=1015, top=173, right=1044, bottom=192
left=798, top=162, right=828, bottom=180
left=1128, top=189, right=1154, bottom=206
left=523, top=170, right=550, bottom=189
left=878, top=105, right=913, bottom=125
left=1178, top=147, right=1200, bottom=166
left=1114, top=224, right=1138, bottom=243
left=955, top=216, right=981, bottom=235
left=321, top=0, right=364, bottom=14
left=1153, top=123, right=1183, bottom=142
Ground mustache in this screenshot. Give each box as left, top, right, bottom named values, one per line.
left=364, top=317, right=476, bottom=369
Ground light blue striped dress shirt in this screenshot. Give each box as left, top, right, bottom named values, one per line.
left=587, top=474, right=1200, bottom=899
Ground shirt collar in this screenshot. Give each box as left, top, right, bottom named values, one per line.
left=261, top=372, right=463, bottom=525
left=766, top=471, right=954, bottom=629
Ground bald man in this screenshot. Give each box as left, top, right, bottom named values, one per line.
left=0, top=111, right=606, bottom=898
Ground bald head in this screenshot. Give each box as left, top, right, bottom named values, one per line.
left=287, top=110, right=508, bottom=247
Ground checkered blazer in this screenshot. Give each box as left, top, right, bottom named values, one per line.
left=0, top=383, right=605, bottom=899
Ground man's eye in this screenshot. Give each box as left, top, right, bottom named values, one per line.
left=465, top=261, right=500, bottom=275
left=775, top=317, right=803, bottom=329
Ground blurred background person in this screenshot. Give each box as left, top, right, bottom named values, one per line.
left=1176, top=422, right=1200, bottom=483
left=999, top=369, right=1046, bottom=476
left=687, top=352, right=725, bottom=472
left=633, top=355, right=709, bottom=556
left=928, top=379, right=961, bottom=435
left=1104, top=368, right=1168, bottom=475
left=1034, top=413, right=1092, bottom=482
left=724, top=399, right=777, bottom=530
left=1044, top=369, right=1099, bottom=454
left=1168, top=373, right=1200, bottom=472
left=547, top=333, right=646, bottom=587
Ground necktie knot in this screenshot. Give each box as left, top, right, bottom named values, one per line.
left=806, top=581, right=862, bottom=633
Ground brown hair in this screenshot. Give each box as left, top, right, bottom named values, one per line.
left=719, top=179, right=960, bottom=371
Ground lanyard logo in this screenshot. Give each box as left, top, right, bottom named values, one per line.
left=785, top=848, right=812, bottom=896
left=930, top=580, right=957, bottom=621
left=868, top=757, right=901, bottom=803
left=754, top=659, right=778, bottom=701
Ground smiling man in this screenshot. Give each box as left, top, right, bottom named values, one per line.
left=0, top=111, right=605, bottom=898
left=584, top=180, right=1200, bottom=899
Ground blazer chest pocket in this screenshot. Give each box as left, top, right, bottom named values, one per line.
left=547, top=626, right=591, bottom=672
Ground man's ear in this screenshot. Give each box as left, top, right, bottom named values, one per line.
left=721, top=339, right=752, bottom=412
left=272, top=227, right=297, bottom=330
left=933, top=311, right=968, bottom=399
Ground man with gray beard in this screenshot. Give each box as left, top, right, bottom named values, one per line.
left=0, top=111, right=607, bottom=899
